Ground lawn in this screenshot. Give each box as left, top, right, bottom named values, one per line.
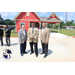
left=50, top=28, right=75, bottom=36
left=3, top=29, right=75, bottom=37
left=59, top=29, right=75, bottom=36
left=3, top=30, right=18, bottom=37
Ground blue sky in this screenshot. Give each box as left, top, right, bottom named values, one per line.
left=0, top=12, right=75, bottom=23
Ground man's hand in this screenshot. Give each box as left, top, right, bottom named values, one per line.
left=5, top=33, right=7, bottom=35
left=20, top=42, right=22, bottom=44
left=31, top=37, right=34, bottom=39
left=45, top=42, right=48, bottom=44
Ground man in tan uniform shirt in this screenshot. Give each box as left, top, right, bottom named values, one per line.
left=28, top=23, right=39, bottom=57
left=40, top=23, right=50, bottom=58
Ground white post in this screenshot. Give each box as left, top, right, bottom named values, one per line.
left=54, top=24, right=55, bottom=31
left=39, top=22, right=41, bottom=30
left=51, top=24, right=52, bottom=31
left=58, top=23, right=60, bottom=33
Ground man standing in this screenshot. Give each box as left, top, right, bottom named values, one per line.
left=28, top=23, right=39, bottom=57
left=18, top=25, right=27, bottom=56
left=0, top=29, right=3, bottom=46
left=40, top=23, right=50, bottom=58
left=5, top=26, right=11, bottom=47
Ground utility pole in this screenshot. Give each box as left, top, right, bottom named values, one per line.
left=65, top=12, right=67, bottom=29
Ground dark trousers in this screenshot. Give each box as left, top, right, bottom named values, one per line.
left=41, top=42, right=48, bottom=55
left=20, top=42, right=26, bottom=55
left=29, top=41, right=38, bottom=55
left=0, top=36, right=3, bottom=46
left=6, top=37, right=10, bottom=45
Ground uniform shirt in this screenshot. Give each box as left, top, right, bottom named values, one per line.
left=22, top=29, right=25, bottom=36
left=42, top=27, right=46, bottom=34
left=32, top=27, right=35, bottom=34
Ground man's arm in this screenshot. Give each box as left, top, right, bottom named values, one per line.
left=25, top=30, right=27, bottom=41
left=18, top=30, right=22, bottom=43
left=46, top=29, right=50, bottom=44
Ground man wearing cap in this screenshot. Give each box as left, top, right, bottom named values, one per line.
left=28, top=23, right=39, bottom=57
left=40, top=23, right=50, bottom=58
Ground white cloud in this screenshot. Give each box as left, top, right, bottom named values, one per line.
left=64, top=12, right=75, bottom=16
left=40, top=12, right=47, bottom=14
left=68, top=18, right=71, bottom=21
left=0, top=12, right=9, bottom=17
left=10, top=12, right=18, bottom=15
left=69, top=12, right=74, bottom=16
left=60, top=16, right=65, bottom=20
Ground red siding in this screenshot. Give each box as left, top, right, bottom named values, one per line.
left=16, top=20, right=29, bottom=32
left=16, top=12, right=40, bottom=32
left=49, top=15, right=57, bottom=18
left=16, top=12, right=40, bottom=20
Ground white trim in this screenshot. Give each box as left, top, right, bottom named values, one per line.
left=15, top=20, right=16, bottom=32
left=16, top=19, right=40, bottom=21
left=41, top=21, right=61, bottom=22
left=16, top=19, right=61, bottom=22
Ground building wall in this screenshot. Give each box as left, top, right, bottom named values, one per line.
left=16, top=20, right=29, bottom=32
left=16, top=12, right=40, bottom=32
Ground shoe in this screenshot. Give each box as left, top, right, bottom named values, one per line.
left=36, top=55, right=38, bottom=57
left=40, top=52, right=45, bottom=54
left=30, top=52, right=34, bottom=55
left=44, top=55, right=47, bottom=58
left=8, top=45, right=10, bottom=47
left=21, top=54, right=23, bottom=56
left=23, top=52, right=28, bottom=54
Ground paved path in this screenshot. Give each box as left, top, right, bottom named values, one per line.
left=0, top=34, right=75, bottom=62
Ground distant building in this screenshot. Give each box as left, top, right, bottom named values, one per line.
left=66, top=26, right=75, bottom=29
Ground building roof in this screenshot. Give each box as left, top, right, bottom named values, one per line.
left=14, top=12, right=42, bottom=20
left=14, top=12, right=62, bottom=22
left=47, top=12, right=60, bottom=20
left=40, top=17, right=62, bottom=22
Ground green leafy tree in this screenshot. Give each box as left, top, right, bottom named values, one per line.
left=60, top=21, right=65, bottom=28
left=55, top=24, right=58, bottom=28
left=0, top=15, right=4, bottom=24
left=4, top=19, right=15, bottom=25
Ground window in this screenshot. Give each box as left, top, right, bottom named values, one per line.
left=52, top=14, right=55, bottom=17
left=26, top=12, right=30, bottom=16
left=20, top=22, right=25, bottom=29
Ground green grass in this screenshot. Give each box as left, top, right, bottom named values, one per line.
left=59, top=29, right=75, bottom=36
left=3, top=30, right=18, bottom=37
left=49, top=28, right=75, bottom=36
left=3, top=29, right=75, bottom=37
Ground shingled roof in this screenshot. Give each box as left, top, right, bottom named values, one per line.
left=40, top=17, right=62, bottom=22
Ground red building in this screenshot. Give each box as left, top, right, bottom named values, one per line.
left=14, top=12, right=62, bottom=32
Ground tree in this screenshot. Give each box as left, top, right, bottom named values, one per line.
left=4, top=19, right=15, bottom=25
left=60, top=21, right=65, bottom=28
left=47, top=23, right=51, bottom=28
left=55, top=24, right=58, bottom=28
left=0, top=15, right=4, bottom=24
